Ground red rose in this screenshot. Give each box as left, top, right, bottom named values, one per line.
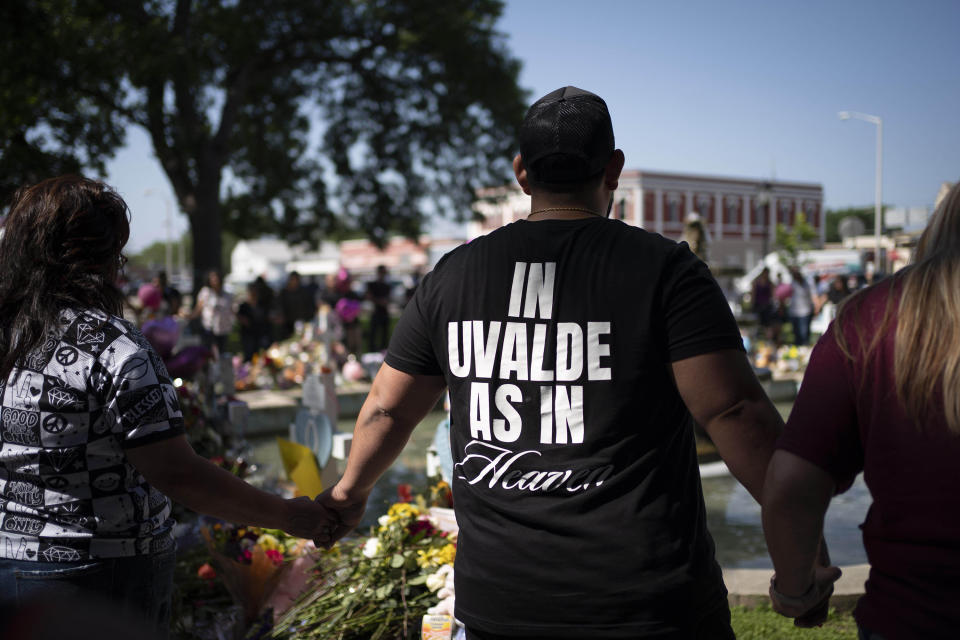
left=407, top=518, right=436, bottom=537
left=397, top=484, right=413, bottom=503
left=197, top=563, right=217, bottom=580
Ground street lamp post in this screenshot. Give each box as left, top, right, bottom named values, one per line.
left=757, top=181, right=772, bottom=262
left=838, top=111, right=884, bottom=272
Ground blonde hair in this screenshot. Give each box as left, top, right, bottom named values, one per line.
left=895, top=180, right=960, bottom=433
left=837, top=180, right=960, bottom=434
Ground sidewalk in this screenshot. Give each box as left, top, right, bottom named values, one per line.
left=724, top=564, right=868, bottom=611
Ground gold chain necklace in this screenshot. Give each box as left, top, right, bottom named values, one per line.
left=527, top=206, right=603, bottom=218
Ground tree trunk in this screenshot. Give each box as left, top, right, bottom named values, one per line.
left=189, top=187, right=223, bottom=298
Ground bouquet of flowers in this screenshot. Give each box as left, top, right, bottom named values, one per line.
left=201, top=524, right=313, bottom=627
left=234, top=329, right=332, bottom=392
left=272, top=482, right=457, bottom=640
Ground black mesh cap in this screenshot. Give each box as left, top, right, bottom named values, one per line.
left=519, top=86, right=614, bottom=184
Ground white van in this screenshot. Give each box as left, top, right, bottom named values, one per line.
left=734, top=249, right=864, bottom=297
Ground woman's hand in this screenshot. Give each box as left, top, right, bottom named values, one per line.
left=769, top=565, right=843, bottom=627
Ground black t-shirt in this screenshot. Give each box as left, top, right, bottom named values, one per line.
left=386, top=217, right=744, bottom=638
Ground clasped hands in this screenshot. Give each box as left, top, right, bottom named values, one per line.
left=769, top=565, right=843, bottom=628
left=279, top=484, right=367, bottom=549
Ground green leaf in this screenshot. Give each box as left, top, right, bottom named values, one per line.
left=390, top=554, right=405, bottom=569
left=407, top=574, right=428, bottom=585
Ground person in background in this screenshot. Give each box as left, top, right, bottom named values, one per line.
left=252, top=275, right=275, bottom=345
left=762, top=179, right=960, bottom=639
left=366, top=264, right=392, bottom=352
left=330, top=268, right=363, bottom=355
left=787, top=267, right=814, bottom=346
left=0, top=176, right=331, bottom=637
left=153, top=270, right=182, bottom=316
left=752, top=267, right=775, bottom=342
left=237, top=282, right=270, bottom=362
left=825, top=275, right=850, bottom=306
left=192, top=269, right=234, bottom=354
left=404, top=266, right=423, bottom=307
left=277, top=271, right=316, bottom=340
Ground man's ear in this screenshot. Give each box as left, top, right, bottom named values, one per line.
left=513, top=154, right=532, bottom=195
left=604, top=149, right=626, bottom=191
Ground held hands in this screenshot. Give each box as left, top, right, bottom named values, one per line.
left=769, top=565, right=843, bottom=627
left=313, top=483, right=368, bottom=549
left=280, top=496, right=340, bottom=543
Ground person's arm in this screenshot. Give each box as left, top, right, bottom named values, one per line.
left=126, top=435, right=332, bottom=540
left=672, top=350, right=839, bottom=627
left=670, top=349, right=782, bottom=502
left=762, top=449, right=840, bottom=614
left=190, top=288, right=206, bottom=320
left=318, top=363, right=446, bottom=541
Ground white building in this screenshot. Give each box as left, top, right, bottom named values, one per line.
left=229, top=238, right=342, bottom=288
left=472, top=169, right=825, bottom=270
left=228, top=238, right=293, bottom=287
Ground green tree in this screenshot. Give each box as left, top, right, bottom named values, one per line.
left=775, top=212, right=819, bottom=269
left=1, top=0, right=526, bottom=291
left=824, top=206, right=876, bottom=243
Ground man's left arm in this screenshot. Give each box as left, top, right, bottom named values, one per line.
left=671, top=350, right=839, bottom=626
left=670, top=349, right=782, bottom=502
left=318, top=364, right=446, bottom=543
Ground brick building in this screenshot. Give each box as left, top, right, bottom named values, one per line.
left=472, top=170, right=824, bottom=270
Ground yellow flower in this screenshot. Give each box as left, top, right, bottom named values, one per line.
left=416, top=543, right=457, bottom=569
left=416, top=549, right=434, bottom=568
left=257, top=533, right=280, bottom=551
left=387, top=503, right=420, bottom=519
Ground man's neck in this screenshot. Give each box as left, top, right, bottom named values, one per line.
left=527, top=195, right=607, bottom=221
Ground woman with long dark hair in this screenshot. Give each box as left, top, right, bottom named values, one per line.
left=0, top=177, right=332, bottom=636
left=762, top=179, right=960, bottom=638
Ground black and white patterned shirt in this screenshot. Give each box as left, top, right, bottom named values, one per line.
left=0, top=308, right=184, bottom=562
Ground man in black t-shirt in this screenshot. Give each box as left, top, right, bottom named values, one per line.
left=316, top=88, right=793, bottom=638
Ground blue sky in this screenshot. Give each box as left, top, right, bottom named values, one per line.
left=109, top=0, right=960, bottom=251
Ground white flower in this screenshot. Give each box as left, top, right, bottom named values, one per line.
left=426, top=571, right=446, bottom=592
left=377, top=515, right=390, bottom=527
left=361, top=537, right=381, bottom=558
left=427, top=594, right=456, bottom=617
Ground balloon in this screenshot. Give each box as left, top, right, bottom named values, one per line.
left=141, top=316, right=180, bottom=358
left=335, top=298, right=362, bottom=323
left=342, top=358, right=366, bottom=382
left=138, top=283, right=163, bottom=310
left=165, top=345, right=212, bottom=379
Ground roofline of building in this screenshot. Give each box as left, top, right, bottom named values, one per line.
left=620, top=169, right=822, bottom=191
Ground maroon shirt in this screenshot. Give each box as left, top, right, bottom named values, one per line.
left=777, top=279, right=960, bottom=638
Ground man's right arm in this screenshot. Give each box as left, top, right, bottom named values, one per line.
left=319, top=363, right=446, bottom=542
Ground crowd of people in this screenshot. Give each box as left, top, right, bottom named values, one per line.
left=751, top=266, right=883, bottom=346
left=133, top=265, right=410, bottom=364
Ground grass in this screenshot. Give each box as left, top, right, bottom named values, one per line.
left=731, top=604, right=858, bottom=639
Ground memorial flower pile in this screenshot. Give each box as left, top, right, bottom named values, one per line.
left=202, top=524, right=313, bottom=625
left=234, top=329, right=333, bottom=391
left=272, top=482, right=457, bottom=640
